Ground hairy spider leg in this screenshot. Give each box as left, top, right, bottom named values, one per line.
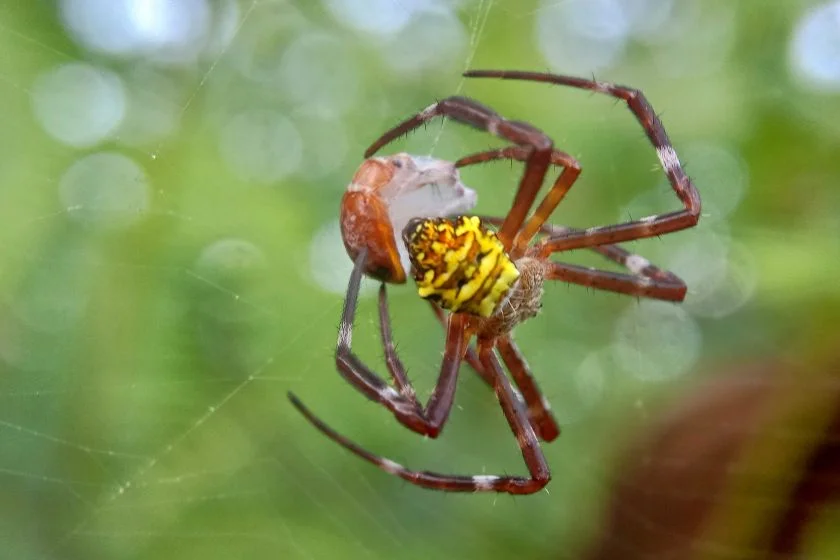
left=289, top=248, right=469, bottom=439
left=455, top=146, right=689, bottom=301
left=427, top=144, right=686, bottom=441
left=462, top=70, right=700, bottom=255
left=455, top=145, right=581, bottom=259
left=364, top=96, right=555, bottom=251
left=287, top=338, right=551, bottom=494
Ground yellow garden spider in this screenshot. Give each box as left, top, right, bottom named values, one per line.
left=288, top=70, right=701, bottom=494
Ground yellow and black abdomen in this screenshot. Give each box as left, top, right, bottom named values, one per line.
left=402, top=216, right=519, bottom=318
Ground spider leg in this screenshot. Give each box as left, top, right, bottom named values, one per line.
left=364, top=97, right=554, bottom=250
left=428, top=302, right=488, bottom=381
left=377, top=283, right=414, bottom=397
left=288, top=392, right=487, bottom=491
left=480, top=215, right=689, bottom=301
left=292, top=249, right=471, bottom=438
left=456, top=145, right=581, bottom=258
left=326, top=250, right=421, bottom=422
left=531, top=222, right=688, bottom=300
left=571, top=228, right=688, bottom=287
left=496, top=336, right=561, bottom=442
left=546, top=261, right=686, bottom=301
left=457, top=149, right=686, bottom=292
left=463, top=70, right=701, bottom=254
left=427, top=302, right=558, bottom=441
left=287, top=340, right=551, bottom=495
left=475, top=341, right=551, bottom=493
left=540, top=224, right=688, bottom=301
left=480, top=216, right=686, bottom=301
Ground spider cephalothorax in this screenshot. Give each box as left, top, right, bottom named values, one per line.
left=289, top=70, right=701, bottom=495
left=340, top=153, right=476, bottom=283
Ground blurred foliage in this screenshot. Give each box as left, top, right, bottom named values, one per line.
left=0, top=1, right=838, bottom=559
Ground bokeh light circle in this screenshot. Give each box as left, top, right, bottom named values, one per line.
left=278, top=32, right=360, bottom=117
left=536, top=0, right=629, bottom=73
left=324, top=0, right=416, bottom=35
left=116, top=65, right=183, bottom=146
left=789, top=1, right=840, bottom=91
left=193, top=239, right=267, bottom=321
left=32, top=62, right=126, bottom=148
left=11, top=243, right=97, bottom=334
left=378, top=10, right=466, bottom=75
left=196, top=238, right=267, bottom=275
left=554, top=349, right=609, bottom=424
left=218, top=109, right=303, bottom=183
left=60, top=0, right=212, bottom=61
left=672, top=232, right=758, bottom=319
left=681, top=143, right=748, bottom=220
left=611, top=300, right=702, bottom=381
left=308, top=220, right=376, bottom=297
left=59, top=152, right=151, bottom=230
left=294, top=116, right=349, bottom=180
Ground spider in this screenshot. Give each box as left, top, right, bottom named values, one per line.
left=288, top=70, right=701, bottom=495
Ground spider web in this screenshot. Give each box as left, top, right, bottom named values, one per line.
left=2, top=1, right=839, bottom=559
left=0, top=2, right=565, bottom=559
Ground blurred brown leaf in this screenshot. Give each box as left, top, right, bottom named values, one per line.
left=584, top=358, right=840, bottom=560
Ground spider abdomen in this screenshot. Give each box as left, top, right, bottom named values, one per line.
left=403, top=216, right=519, bottom=318
left=477, top=256, right=546, bottom=338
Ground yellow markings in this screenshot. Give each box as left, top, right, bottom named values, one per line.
left=405, top=216, right=519, bottom=317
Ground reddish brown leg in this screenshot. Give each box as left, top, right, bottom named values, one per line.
left=288, top=339, right=550, bottom=494
left=428, top=302, right=558, bottom=441
left=457, top=146, right=685, bottom=291
left=576, top=230, right=687, bottom=286
left=474, top=341, right=551, bottom=493
left=452, top=145, right=575, bottom=435
left=475, top=214, right=689, bottom=301
left=364, top=96, right=554, bottom=251
left=456, top=145, right=581, bottom=258
left=428, top=302, right=488, bottom=381
left=546, top=261, right=686, bottom=301
left=289, top=249, right=469, bottom=439
left=463, top=70, right=701, bottom=254
left=378, top=284, right=413, bottom=396
left=496, top=336, right=561, bottom=441
left=427, top=142, right=684, bottom=437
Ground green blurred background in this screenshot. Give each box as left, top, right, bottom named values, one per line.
left=1, top=0, right=839, bottom=558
